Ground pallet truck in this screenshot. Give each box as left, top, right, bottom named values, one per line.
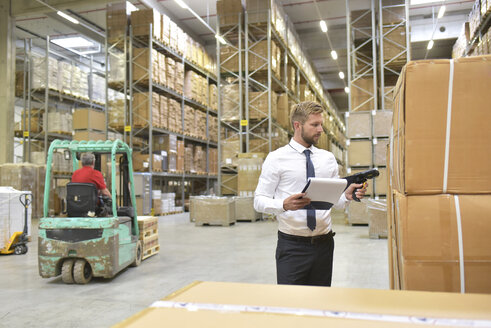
left=0, top=193, right=31, bottom=255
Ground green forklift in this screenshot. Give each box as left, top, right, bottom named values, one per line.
left=38, top=140, right=142, bottom=284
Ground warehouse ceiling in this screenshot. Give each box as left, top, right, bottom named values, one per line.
left=13, top=0, right=474, bottom=116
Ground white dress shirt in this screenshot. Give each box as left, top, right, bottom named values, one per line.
left=254, top=138, right=348, bottom=237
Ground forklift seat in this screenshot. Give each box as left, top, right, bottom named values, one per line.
left=66, top=183, right=98, bottom=217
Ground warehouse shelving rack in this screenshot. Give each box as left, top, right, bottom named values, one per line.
left=216, top=7, right=347, bottom=196
left=15, top=36, right=105, bottom=163
left=121, top=24, right=219, bottom=212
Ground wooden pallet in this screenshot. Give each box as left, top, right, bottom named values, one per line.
left=142, top=245, right=160, bottom=260
left=195, top=220, right=236, bottom=227
left=161, top=210, right=183, bottom=216
left=140, top=228, right=158, bottom=239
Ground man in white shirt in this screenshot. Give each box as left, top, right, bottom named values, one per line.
left=254, top=101, right=367, bottom=286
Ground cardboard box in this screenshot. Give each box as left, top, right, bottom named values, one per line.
left=133, top=153, right=163, bottom=172
left=375, top=167, right=388, bottom=195
left=234, top=196, right=261, bottom=221
left=194, top=197, right=236, bottom=226
left=367, top=199, right=387, bottom=239
left=113, top=281, right=491, bottom=327
left=373, top=139, right=389, bottom=166
left=348, top=199, right=368, bottom=225
left=393, top=192, right=491, bottom=293
left=216, top=0, right=243, bottom=27
left=73, top=130, right=105, bottom=141
left=248, top=91, right=277, bottom=121
left=348, top=140, right=372, bottom=167
left=382, top=26, right=407, bottom=64
left=237, top=154, right=264, bottom=197
left=73, top=108, right=106, bottom=131
left=392, top=56, right=491, bottom=195
left=130, top=9, right=161, bottom=40
left=221, top=173, right=237, bottom=195
left=347, top=112, right=371, bottom=138
left=372, top=110, right=392, bottom=137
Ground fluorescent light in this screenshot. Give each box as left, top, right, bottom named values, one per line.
left=338, top=72, right=345, bottom=79
left=437, top=5, right=446, bottom=19
left=215, top=34, right=227, bottom=45
left=410, top=0, right=443, bottom=5
left=319, top=20, right=328, bottom=33
left=126, top=1, right=138, bottom=14
left=344, top=87, right=350, bottom=94
left=52, top=36, right=95, bottom=48
left=427, top=40, right=434, bottom=49
left=57, top=11, right=79, bottom=24
left=331, top=50, right=338, bottom=60
left=174, top=0, right=189, bottom=9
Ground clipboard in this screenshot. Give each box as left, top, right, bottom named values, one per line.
left=301, top=178, right=348, bottom=210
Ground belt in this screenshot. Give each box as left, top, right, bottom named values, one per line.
left=278, top=230, right=335, bottom=245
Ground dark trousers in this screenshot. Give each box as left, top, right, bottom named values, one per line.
left=276, top=231, right=335, bottom=286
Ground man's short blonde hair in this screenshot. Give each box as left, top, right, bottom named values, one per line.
left=290, top=101, right=324, bottom=129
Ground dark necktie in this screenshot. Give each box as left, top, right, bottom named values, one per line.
left=304, top=149, right=316, bottom=231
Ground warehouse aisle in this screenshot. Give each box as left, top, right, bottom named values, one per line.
left=0, top=212, right=387, bottom=327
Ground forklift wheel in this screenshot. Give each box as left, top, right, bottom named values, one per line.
left=131, top=241, right=142, bottom=267
left=21, top=245, right=28, bottom=254
left=14, top=245, right=24, bottom=255
left=61, top=259, right=75, bottom=284
left=73, top=259, right=92, bottom=284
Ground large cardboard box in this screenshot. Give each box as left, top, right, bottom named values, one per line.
left=237, top=153, right=265, bottom=197
left=348, top=140, right=372, bottom=167
left=394, top=192, right=491, bottom=293
left=375, top=167, right=388, bottom=195
left=221, top=173, right=237, bottom=195
left=130, top=9, right=161, bottom=40
left=372, top=110, right=392, bottom=137
left=234, top=196, right=261, bottom=221
left=347, top=199, right=368, bottom=225
left=367, top=198, right=387, bottom=239
left=346, top=111, right=371, bottom=138
left=73, top=130, right=105, bottom=141
left=392, top=56, right=491, bottom=195
left=114, top=281, right=491, bottom=327
left=73, top=108, right=106, bottom=131
left=382, top=26, right=407, bottom=64
left=194, top=197, right=236, bottom=226
left=248, top=91, right=277, bottom=121
left=374, top=139, right=389, bottom=166
left=216, top=0, right=243, bottom=27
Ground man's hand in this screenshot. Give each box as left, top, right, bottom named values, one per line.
left=283, top=193, right=311, bottom=211
left=345, top=183, right=367, bottom=201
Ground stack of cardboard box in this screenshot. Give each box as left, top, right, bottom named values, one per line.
left=153, top=134, right=177, bottom=172
left=194, top=110, right=207, bottom=140
left=194, top=197, right=236, bottom=226
left=177, top=140, right=185, bottom=171
left=106, top=2, right=128, bottom=41
left=208, top=148, right=218, bottom=175
left=216, top=0, right=243, bottom=27
left=167, top=98, right=182, bottom=133
left=208, top=84, right=218, bottom=111
left=73, top=108, right=106, bottom=141
left=248, top=91, right=277, bottom=121
left=130, top=9, right=161, bottom=42
left=237, top=153, right=265, bottom=197
left=183, top=106, right=195, bottom=136
left=389, top=56, right=491, bottom=293
left=132, top=92, right=161, bottom=129
left=184, top=145, right=194, bottom=173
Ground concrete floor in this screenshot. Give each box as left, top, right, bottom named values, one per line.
left=0, top=211, right=388, bottom=327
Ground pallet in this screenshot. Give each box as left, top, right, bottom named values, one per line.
left=195, top=220, right=236, bottom=227
left=53, top=171, right=72, bottom=176
left=142, top=245, right=160, bottom=260
left=369, top=233, right=388, bottom=239
left=142, top=234, right=159, bottom=252
left=161, top=211, right=183, bottom=216
left=108, top=82, right=125, bottom=90
left=140, top=228, right=158, bottom=239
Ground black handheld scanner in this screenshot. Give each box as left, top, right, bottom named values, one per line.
left=342, top=169, right=380, bottom=202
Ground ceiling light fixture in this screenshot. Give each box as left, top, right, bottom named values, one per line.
left=344, top=87, right=350, bottom=94
left=174, top=0, right=189, bottom=9
left=57, top=11, right=79, bottom=24
left=437, top=5, right=446, bottom=19
left=331, top=50, right=338, bottom=60
left=427, top=39, right=434, bottom=49
left=338, top=72, right=345, bottom=79
left=320, top=20, right=328, bottom=33
left=215, top=34, right=227, bottom=45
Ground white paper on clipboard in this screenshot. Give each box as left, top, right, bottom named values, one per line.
left=301, top=178, right=347, bottom=204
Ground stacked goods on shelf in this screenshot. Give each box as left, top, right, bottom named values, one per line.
left=108, top=50, right=126, bottom=87
left=248, top=91, right=277, bottom=120
left=106, top=2, right=129, bottom=41
left=234, top=196, right=261, bottom=222
left=389, top=56, right=491, bottom=293
left=237, top=153, right=265, bottom=197
left=246, top=0, right=287, bottom=42
left=183, top=105, right=195, bottom=136
left=159, top=95, right=168, bottom=130
left=43, top=111, right=73, bottom=135
left=131, top=9, right=161, bottom=42
left=108, top=90, right=125, bottom=129
left=367, top=199, right=387, bottom=239
left=276, top=94, right=293, bottom=132
left=452, top=23, right=471, bottom=58
left=31, top=55, right=58, bottom=91
left=194, top=196, right=236, bottom=226
left=177, top=140, right=185, bottom=171
left=249, top=127, right=289, bottom=153
left=132, top=92, right=161, bottom=129
left=216, top=0, right=243, bottom=27
left=220, top=84, right=241, bottom=121
left=248, top=40, right=282, bottom=79
left=132, top=48, right=159, bottom=85
left=15, top=109, right=43, bottom=133
left=350, top=77, right=374, bottom=112
left=193, top=146, right=206, bottom=173
left=72, top=108, right=106, bottom=141
left=71, top=66, right=89, bottom=100
left=281, top=64, right=296, bottom=92
left=161, top=192, right=176, bottom=213
left=194, top=110, right=207, bottom=140
left=167, top=98, right=182, bottom=133
left=153, top=134, right=178, bottom=172
left=221, top=173, right=237, bottom=195
left=0, top=163, right=46, bottom=219
left=184, top=70, right=208, bottom=105
left=184, top=145, right=194, bottom=173
left=166, top=57, right=176, bottom=90
left=208, top=148, right=218, bottom=175
left=209, top=84, right=218, bottom=111
left=220, top=134, right=240, bottom=166
left=137, top=216, right=159, bottom=260
left=152, top=190, right=161, bottom=215
left=175, top=61, right=184, bottom=95
left=52, top=150, right=72, bottom=173
left=90, top=74, right=106, bottom=105
left=209, top=116, right=218, bottom=142
left=0, top=188, right=32, bottom=247
left=132, top=152, right=164, bottom=172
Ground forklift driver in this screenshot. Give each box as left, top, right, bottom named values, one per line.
left=72, top=152, right=112, bottom=198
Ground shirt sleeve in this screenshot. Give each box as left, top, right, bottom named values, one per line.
left=254, top=154, right=285, bottom=215
left=92, top=170, right=107, bottom=190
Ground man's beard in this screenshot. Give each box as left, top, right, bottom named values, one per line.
left=301, top=127, right=320, bottom=146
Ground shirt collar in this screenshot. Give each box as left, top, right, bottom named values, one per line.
left=289, top=138, right=316, bottom=154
